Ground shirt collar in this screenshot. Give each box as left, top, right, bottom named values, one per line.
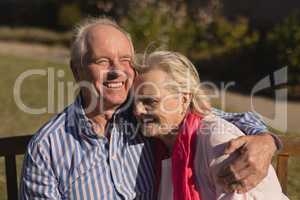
left=67, top=94, right=138, bottom=141
left=66, top=95, right=100, bottom=140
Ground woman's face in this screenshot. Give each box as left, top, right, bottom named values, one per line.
left=133, top=69, right=188, bottom=138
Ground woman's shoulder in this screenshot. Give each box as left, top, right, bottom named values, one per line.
left=195, top=114, right=243, bottom=185
left=197, top=114, right=245, bottom=147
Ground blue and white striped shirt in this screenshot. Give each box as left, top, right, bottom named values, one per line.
left=20, top=96, right=267, bottom=200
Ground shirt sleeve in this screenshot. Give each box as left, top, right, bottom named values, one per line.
left=19, top=140, right=61, bottom=199
left=211, top=108, right=268, bottom=135
left=195, top=116, right=288, bottom=200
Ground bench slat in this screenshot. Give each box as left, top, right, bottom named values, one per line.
left=0, top=135, right=32, bottom=156
left=5, top=155, right=18, bottom=200
left=279, top=136, right=300, bottom=156
left=0, top=134, right=299, bottom=199
left=276, top=153, right=289, bottom=195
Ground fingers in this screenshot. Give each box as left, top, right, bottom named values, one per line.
left=218, top=154, right=248, bottom=178
left=235, top=174, right=260, bottom=193
left=224, top=136, right=247, bottom=155
left=219, top=147, right=268, bottom=193
left=218, top=164, right=252, bottom=192
left=219, top=163, right=251, bottom=185
left=220, top=135, right=274, bottom=193
left=217, top=153, right=249, bottom=193
left=220, top=172, right=260, bottom=193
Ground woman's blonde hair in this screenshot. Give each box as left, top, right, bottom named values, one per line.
left=134, top=51, right=211, bottom=115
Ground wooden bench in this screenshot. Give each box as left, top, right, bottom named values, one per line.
left=0, top=135, right=299, bottom=199
left=0, top=135, right=32, bottom=200
left=276, top=135, right=300, bottom=195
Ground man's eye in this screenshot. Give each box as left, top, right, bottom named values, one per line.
left=144, top=99, right=158, bottom=106
left=95, top=59, right=109, bottom=65
left=120, top=58, right=132, bottom=64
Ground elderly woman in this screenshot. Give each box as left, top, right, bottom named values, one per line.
left=133, top=51, right=288, bottom=200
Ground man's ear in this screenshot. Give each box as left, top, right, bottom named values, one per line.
left=133, top=68, right=138, bottom=80
left=70, top=60, right=80, bottom=82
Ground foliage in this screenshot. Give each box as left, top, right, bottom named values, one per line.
left=58, top=3, right=82, bottom=30
left=192, top=16, right=259, bottom=60
left=267, top=12, right=300, bottom=84
left=0, top=0, right=299, bottom=96
left=121, top=1, right=258, bottom=61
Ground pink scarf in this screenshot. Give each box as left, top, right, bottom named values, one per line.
left=154, top=112, right=203, bottom=200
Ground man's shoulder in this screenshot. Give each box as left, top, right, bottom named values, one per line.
left=28, top=105, right=75, bottom=150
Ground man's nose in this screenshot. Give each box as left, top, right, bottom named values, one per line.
left=111, top=59, right=123, bottom=70
left=107, top=60, right=127, bottom=79
left=106, top=70, right=120, bottom=80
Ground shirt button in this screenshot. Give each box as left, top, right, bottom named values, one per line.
left=116, top=183, right=121, bottom=189
left=111, top=154, right=117, bottom=160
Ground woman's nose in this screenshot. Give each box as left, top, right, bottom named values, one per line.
left=134, top=102, right=147, bottom=116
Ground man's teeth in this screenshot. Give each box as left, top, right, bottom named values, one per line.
left=143, top=118, right=155, bottom=123
left=105, top=82, right=124, bottom=88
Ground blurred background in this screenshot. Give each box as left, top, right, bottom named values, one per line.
left=0, top=0, right=299, bottom=199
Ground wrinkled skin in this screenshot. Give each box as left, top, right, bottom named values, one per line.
left=218, top=133, right=277, bottom=193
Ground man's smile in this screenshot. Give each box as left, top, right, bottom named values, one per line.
left=103, top=81, right=125, bottom=89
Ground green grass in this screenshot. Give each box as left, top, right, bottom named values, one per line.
left=0, top=54, right=73, bottom=137
left=0, top=54, right=73, bottom=199
left=270, top=156, right=300, bottom=200
left=270, top=130, right=300, bottom=200
left=0, top=54, right=299, bottom=199
left=287, top=157, right=300, bottom=199
left=0, top=26, right=71, bottom=46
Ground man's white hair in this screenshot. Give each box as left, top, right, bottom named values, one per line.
left=70, top=17, right=134, bottom=68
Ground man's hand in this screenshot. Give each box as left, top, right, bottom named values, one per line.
left=217, top=133, right=277, bottom=193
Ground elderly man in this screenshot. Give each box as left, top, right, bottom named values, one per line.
left=20, top=17, right=280, bottom=199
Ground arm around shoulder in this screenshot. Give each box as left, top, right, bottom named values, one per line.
left=195, top=116, right=288, bottom=200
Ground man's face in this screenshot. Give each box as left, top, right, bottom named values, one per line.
left=78, top=25, right=135, bottom=110
left=133, top=69, right=185, bottom=138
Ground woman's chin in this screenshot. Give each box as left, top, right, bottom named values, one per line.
left=141, top=129, right=160, bottom=138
